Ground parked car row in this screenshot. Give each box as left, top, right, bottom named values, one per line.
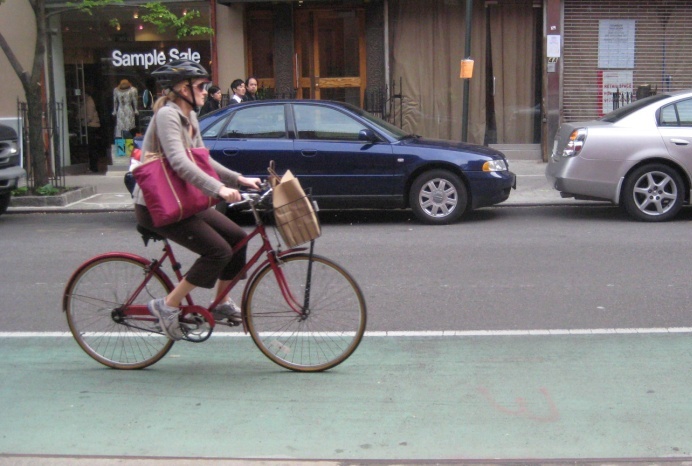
left=128, top=91, right=692, bottom=224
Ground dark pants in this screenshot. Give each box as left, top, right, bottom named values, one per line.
left=135, top=204, right=247, bottom=289
left=87, top=126, right=102, bottom=172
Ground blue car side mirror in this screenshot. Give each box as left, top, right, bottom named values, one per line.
left=358, top=129, right=379, bottom=143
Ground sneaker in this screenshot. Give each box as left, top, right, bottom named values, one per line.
left=148, top=298, right=184, bottom=341
left=211, top=299, right=242, bottom=324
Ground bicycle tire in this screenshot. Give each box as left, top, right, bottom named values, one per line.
left=244, top=253, right=366, bottom=372
left=64, top=254, right=175, bottom=369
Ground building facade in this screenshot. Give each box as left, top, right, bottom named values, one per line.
left=1, top=0, right=691, bottom=169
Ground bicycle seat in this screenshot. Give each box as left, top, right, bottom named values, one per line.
left=136, top=224, right=165, bottom=244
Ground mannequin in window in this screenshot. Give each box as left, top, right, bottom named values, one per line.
left=112, top=79, right=139, bottom=138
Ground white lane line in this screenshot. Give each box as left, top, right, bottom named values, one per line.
left=1, top=328, right=691, bottom=338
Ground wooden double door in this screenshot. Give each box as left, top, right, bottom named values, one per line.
left=294, top=9, right=366, bottom=106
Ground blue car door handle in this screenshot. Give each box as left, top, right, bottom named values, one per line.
left=223, top=149, right=239, bottom=156
left=301, top=149, right=317, bottom=157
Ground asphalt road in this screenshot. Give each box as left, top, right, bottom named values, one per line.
left=1, top=206, right=690, bottom=464
left=1, top=205, right=690, bottom=332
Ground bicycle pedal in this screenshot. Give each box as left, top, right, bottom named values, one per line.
left=216, top=320, right=241, bottom=327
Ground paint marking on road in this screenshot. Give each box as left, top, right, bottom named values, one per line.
left=1, top=328, right=691, bottom=338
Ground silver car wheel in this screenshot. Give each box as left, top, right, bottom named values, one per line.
left=623, top=163, right=684, bottom=222
left=419, top=178, right=458, bottom=218
left=409, top=169, right=468, bottom=224
left=631, top=170, right=678, bottom=216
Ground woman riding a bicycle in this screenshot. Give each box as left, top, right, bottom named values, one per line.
left=134, top=60, right=261, bottom=340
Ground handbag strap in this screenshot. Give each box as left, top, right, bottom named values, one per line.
left=149, top=111, right=162, bottom=153
left=181, top=120, right=200, bottom=152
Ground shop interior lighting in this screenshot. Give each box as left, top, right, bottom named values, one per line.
left=133, top=10, right=139, bottom=19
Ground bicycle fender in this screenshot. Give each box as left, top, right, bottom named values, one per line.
left=239, top=248, right=309, bottom=332
left=62, top=252, right=176, bottom=313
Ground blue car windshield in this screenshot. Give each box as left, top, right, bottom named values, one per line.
left=600, top=94, right=671, bottom=123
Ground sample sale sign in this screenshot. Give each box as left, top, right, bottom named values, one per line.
left=111, top=48, right=202, bottom=69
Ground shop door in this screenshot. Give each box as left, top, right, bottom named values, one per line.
left=66, top=63, right=87, bottom=146
left=294, top=9, right=366, bottom=107
left=484, top=1, right=542, bottom=145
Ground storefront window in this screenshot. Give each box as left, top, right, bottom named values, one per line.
left=60, top=2, right=211, bottom=165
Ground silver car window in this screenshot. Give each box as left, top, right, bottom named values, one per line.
left=660, top=99, right=692, bottom=127
left=675, top=100, right=692, bottom=126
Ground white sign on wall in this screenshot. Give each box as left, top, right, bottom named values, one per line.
left=547, top=35, right=561, bottom=58
left=110, top=48, right=201, bottom=69
left=598, top=19, right=635, bottom=69
left=601, top=70, right=633, bottom=115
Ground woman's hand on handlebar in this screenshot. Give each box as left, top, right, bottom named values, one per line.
left=218, top=177, right=264, bottom=203
left=238, top=176, right=263, bottom=191
left=218, top=186, right=242, bottom=203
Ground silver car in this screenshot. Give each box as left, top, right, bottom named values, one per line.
left=546, top=90, right=692, bottom=222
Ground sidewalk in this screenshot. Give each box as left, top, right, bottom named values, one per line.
left=8, top=160, right=597, bottom=214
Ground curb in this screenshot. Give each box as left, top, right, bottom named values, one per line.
left=9, top=186, right=96, bottom=208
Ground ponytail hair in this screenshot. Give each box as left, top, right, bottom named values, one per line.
left=152, top=92, right=176, bottom=114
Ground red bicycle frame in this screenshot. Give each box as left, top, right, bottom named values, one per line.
left=113, top=221, right=309, bottom=330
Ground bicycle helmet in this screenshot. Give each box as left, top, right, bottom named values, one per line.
left=151, top=59, right=209, bottom=90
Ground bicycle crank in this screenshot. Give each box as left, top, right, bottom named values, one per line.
left=180, top=312, right=213, bottom=342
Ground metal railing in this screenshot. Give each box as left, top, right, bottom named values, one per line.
left=17, top=99, right=66, bottom=190
left=364, top=78, right=404, bottom=128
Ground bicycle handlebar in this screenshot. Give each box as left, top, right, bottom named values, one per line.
left=226, top=183, right=273, bottom=210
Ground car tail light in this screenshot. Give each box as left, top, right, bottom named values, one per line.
left=562, top=128, right=587, bottom=157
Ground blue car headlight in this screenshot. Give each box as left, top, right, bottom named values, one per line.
left=482, top=160, right=508, bottom=172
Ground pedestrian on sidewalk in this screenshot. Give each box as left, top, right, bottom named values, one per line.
left=199, top=85, right=222, bottom=116
left=229, top=79, right=246, bottom=104
left=80, top=92, right=103, bottom=173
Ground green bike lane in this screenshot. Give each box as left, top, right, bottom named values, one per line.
left=0, top=332, right=690, bottom=463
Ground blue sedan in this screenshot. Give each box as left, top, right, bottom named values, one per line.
left=198, top=100, right=516, bottom=224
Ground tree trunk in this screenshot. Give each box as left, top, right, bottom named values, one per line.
left=29, top=0, right=49, bottom=187
left=26, top=85, right=48, bottom=187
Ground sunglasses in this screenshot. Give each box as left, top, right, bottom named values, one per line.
left=192, top=82, right=211, bottom=92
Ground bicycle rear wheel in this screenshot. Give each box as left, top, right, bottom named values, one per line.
left=245, top=253, right=366, bottom=372
left=64, top=254, right=174, bottom=369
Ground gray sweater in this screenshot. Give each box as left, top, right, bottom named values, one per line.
left=133, top=101, right=241, bottom=207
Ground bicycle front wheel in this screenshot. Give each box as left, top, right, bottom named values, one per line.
left=64, top=254, right=174, bottom=369
left=245, top=253, right=366, bottom=372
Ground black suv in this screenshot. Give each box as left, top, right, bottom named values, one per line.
left=0, top=124, right=26, bottom=216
